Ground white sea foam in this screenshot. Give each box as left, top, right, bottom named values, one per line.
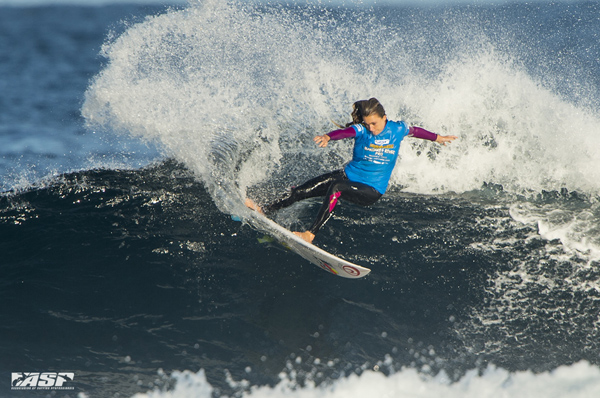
left=510, top=201, right=600, bottom=261
left=392, top=48, right=600, bottom=197
left=132, top=361, right=600, bottom=398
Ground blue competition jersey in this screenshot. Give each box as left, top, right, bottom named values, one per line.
left=344, top=120, right=409, bottom=194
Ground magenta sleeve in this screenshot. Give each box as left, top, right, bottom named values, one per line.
left=326, top=126, right=356, bottom=140
left=409, top=126, right=438, bottom=141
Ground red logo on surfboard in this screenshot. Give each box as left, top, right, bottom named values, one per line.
left=317, top=261, right=362, bottom=277
left=342, top=265, right=361, bottom=277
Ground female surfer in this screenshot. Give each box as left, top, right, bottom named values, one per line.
left=246, top=98, right=457, bottom=243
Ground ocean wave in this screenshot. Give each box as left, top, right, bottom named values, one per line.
left=82, top=0, right=600, bottom=207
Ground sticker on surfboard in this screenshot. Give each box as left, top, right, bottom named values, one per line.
left=245, top=210, right=371, bottom=279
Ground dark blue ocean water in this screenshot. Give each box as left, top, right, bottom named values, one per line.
left=0, top=4, right=163, bottom=191
left=2, top=2, right=600, bottom=397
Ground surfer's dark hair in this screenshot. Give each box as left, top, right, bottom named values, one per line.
left=346, top=98, right=386, bottom=127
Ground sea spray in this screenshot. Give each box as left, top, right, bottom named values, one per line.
left=82, top=0, right=600, bottom=257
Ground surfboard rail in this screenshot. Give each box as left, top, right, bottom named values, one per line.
left=246, top=211, right=371, bottom=279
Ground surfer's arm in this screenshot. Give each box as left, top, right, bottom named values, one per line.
left=314, top=127, right=356, bottom=148
left=409, top=126, right=457, bottom=145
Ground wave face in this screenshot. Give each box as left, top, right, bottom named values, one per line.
left=3, top=1, right=600, bottom=397
left=2, top=160, right=600, bottom=397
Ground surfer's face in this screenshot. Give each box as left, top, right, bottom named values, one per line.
left=363, top=114, right=387, bottom=135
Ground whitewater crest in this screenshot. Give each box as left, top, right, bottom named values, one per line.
left=82, top=0, right=600, bottom=258
left=83, top=1, right=600, bottom=204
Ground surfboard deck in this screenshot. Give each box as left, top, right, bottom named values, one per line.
left=245, top=210, right=371, bottom=279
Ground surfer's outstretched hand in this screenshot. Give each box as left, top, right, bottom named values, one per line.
left=314, top=134, right=331, bottom=148
left=244, top=198, right=265, bottom=215
left=435, top=134, right=458, bottom=145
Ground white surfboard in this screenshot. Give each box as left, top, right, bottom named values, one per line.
left=246, top=210, right=371, bottom=279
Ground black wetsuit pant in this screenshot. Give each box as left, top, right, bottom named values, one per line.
left=263, top=169, right=382, bottom=235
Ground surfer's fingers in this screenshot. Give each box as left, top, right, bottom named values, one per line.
left=438, top=135, right=458, bottom=145
left=314, top=135, right=329, bottom=147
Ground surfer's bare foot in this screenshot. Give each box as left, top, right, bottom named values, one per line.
left=244, top=198, right=265, bottom=214
left=293, top=231, right=315, bottom=244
